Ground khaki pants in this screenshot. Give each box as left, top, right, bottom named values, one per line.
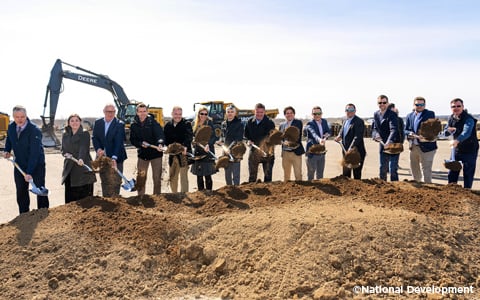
left=410, top=144, right=436, bottom=183
left=137, top=157, right=163, bottom=195
left=282, top=150, right=302, bottom=181
left=169, top=160, right=189, bottom=193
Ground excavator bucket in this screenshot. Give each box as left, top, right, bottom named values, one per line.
left=41, top=121, right=60, bottom=148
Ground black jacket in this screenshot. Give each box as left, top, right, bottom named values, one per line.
left=129, top=114, right=165, bottom=160
left=164, top=118, right=193, bottom=153
left=338, top=115, right=366, bottom=159
left=244, top=116, right=275, bottom=145
left=221, top=117, right=244, bottom=146
left=193, top=119, right=218, bottom=160
left=448, top=111, right=479, bottom=154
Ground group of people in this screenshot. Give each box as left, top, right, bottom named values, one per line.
left=3, top=95, right=478, bottom=215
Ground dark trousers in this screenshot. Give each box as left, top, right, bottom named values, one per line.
left=248, top=151, right=274, bottom=183
left=342, top=158, right=365, bottom=180
left=64, top=174, right=94, bottom=203
left=197, top=175, right=213, bottom=191
left=14, top=166, right=49, bottom=214
left=448, top=151, right=478, bottom=189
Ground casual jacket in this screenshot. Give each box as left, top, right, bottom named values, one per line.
left=304, top=118, right=331, bottom=156
left=279, top=118, right=306, bottom=156
left=337, top=115, right=366, bottom=159
left=244, top=115, right=275, bottom=146
left=447, top=111, right=479, bottom=154
left=129, top=114, right=165, bottom=160
left=5, top=118, right=45, bottom=174
left=164, top=118, right=193, bottom=153
left=92, top=117, right=127, bottom=162
left=61, top=126, right=96, bottom=187
left=405, top=109, right=437, bottom=152
left=221, top=117, right=244, bottom=146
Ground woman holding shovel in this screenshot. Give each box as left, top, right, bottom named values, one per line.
left=61, top=114, right=96, bottom=203
left=191, top=106, right=218, bottom=192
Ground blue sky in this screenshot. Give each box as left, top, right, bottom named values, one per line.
left=1, top=0, right=479, bottom=121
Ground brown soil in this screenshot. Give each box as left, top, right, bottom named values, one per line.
left=1, top=178, right=480, bottom=299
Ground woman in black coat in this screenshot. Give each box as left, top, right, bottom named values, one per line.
left=61, top=114, right=96, bottom=203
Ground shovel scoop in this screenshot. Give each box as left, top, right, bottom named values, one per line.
left=5, top=157, right=49, bottom=196
left=115, top=167, right=136, bottom=192
left=444, top=147, right=463, bottom=172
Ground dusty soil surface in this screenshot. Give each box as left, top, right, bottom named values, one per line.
left=1, top=178, right=480, bottom=299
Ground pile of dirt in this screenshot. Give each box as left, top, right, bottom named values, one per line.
left=0, top=177, right=479, bottom=299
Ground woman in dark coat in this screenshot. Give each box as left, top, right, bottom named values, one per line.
left=61, top=114, right=96, bottom=203
left=191, top=106, right=218, bottom=192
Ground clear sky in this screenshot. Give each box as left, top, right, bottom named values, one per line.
left=1, top=0, right=479, bottom=121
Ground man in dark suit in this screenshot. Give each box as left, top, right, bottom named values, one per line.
left=372, top=95, right=400, bottom=181
left=304, top=106, right=331, bottom=180
left=3, top=105, right=49, bottom=214
left=405, top=97, right=437, bottom=183
left=335, top=103, right=366, bottom=179
left=92, top=103, right=128, bottom=197
left=279, top=106, right=305, bottom=181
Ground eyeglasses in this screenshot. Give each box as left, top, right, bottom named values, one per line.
left=345, top=108, right=356, bottom=112
left=451, top=105, right=462, bottom=108
left=414, top=103, right=425, bottom=107
left=199, top=112, right=208, bottom=116
left=378, top=101, right=387, bottom=105
left=104, top=110, right=115, bottom=113
left=312, top=112, right=322, bottom=116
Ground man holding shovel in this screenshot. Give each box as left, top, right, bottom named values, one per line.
left=129, top=103, right=165, bottom=195
left=92, top=103, right=128, bottom=197
left=444, top=98, right=478, bottom=189
left=3, top=105, right=49, bottom=214
left=244, top=103, right=276, bottom=183
left=335, top=103, right=366, bottom=179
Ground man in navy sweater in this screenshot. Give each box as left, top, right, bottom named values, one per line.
left=4, top=105, right=49, bottom=214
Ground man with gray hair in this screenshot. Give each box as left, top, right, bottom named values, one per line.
left=3, top=105, right=49, bottom=214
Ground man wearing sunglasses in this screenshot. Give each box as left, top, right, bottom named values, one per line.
left=444, top=98, right=478, bottom=189
left=405, top=97, right=437, bottom=183
left=305, top=106, right=331, bottom=180
left=372, top=95, right=400, bottom=181
left=334, top=103, right=366, bottom=179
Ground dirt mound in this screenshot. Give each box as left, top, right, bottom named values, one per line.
left=1, top=178, right=479, bottom=299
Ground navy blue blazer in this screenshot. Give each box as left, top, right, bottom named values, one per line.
left=5, top=118, right=45, bottom=174
left=279, top=118, right=306, bottom=155
left=304, top=118, right=331, bottom=156
left=405, top=109, right=437, bottom=152
left=338, top=115, right=366, bottom=158
left=92, top=117, right=127, bottom=163
left=372, top=109, right=399, bottom=143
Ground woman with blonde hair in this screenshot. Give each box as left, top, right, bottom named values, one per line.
left=191, top=106, right=218, bottom=192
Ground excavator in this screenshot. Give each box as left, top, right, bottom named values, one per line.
left=41, top=59, right=163, bottom=147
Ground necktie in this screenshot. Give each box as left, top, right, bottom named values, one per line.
left=17, top=126, right=22, bottom=138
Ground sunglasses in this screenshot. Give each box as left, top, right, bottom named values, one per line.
left=345, top=108, right=356, bottom=112
left=312, top=112, right=322, bottom=116
left=414, top=103, right=425, bottom=107
left=451, top=105, right=462, bottom=108
left=378, top=101, right=387, bottom=105
left=199, top=112, right=208, bottom=116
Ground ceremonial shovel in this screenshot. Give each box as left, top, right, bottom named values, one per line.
left=4, top=157, right=49, bottom=196
left=64, top=153, right=93, bottom=172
